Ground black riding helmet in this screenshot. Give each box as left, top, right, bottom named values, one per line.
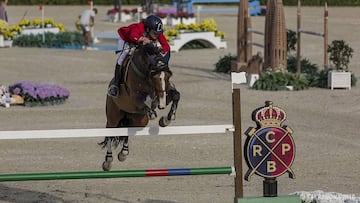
left=144, top=15, right=164, bottom=34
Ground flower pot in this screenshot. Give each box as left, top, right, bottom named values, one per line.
left=169, top=18, right=181, bottom=26
left=4, top=40, right=13, bottom=47
left=328, top=71, right=351, bottom=90
left=182, top=17, right=196, bottom=25
left=0, top=34, right=4, bottom=47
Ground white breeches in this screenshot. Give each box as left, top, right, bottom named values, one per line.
left=116, top=37, right=130, bottom=65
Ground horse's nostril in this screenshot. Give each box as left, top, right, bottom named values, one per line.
left=158, top=105, right=165, bottom=110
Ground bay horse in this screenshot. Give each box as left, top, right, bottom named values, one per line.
left=99, top=44, right=180, bottom=171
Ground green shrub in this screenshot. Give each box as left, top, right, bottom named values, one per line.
left=327, top=40, right=354, bottom=71
left=13, top=31, right=82, bottom=48
left=310, top=69, right=328, bottom=88
left=351, top=73, right=358, bottom=87
left=287, top=29, right=297, bottom=54
left=214, top=53, right=236, bottom=73
left=252, top=71, right=309, bottom=91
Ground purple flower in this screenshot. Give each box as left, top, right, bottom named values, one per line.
left=8, top=81, right=70, bottom=106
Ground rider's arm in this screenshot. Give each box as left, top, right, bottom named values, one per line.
left=157, top=34, right=170, bottom=54
left=127, top=23, right=148, bottom=44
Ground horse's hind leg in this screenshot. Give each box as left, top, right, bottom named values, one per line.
left=118, top=114, right=149, bottom=160
left=101, top=137, right=114, bottom=171
left=159, top=86, right=180, bottom=127
left=102, top=99, right=125, bottom=170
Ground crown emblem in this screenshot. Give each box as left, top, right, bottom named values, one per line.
left=253, top=101, right=286, bottom=126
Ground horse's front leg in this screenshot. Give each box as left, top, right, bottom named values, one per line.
left=147, top=101, right=158, bottom=120
left=159, top=86, right=180, bottom=127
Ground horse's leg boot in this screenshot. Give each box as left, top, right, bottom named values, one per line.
left=108, top=63, right=122, bottom=97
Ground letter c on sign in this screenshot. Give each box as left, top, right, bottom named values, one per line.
left=265, top=131, right=275, bottom=143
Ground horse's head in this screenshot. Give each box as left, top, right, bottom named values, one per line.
left=132, top=44, right=172, bottom=109
left=151, top=61, right=172, bottom=109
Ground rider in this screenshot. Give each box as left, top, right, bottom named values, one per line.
left=108, top=15, right=171, bottom=97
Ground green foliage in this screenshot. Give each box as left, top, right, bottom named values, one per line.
left=252, top=71, right=309, bottom=91
left=310, top=69, right=328, bottom=88
left=287, top=55, right=318, bottom=75
left=214, top=53, right=236, bottom=73
left=327, top=40, right=354, bottom=71
left=287, top=55, right=320, bottom=86
left=13, top=31, right=82, bottom=48
left=287, top=29, right=297, bottom=54
left=351, top=73, right=358, bottom=87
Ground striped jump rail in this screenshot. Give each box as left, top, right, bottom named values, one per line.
left=0, top=166, right=235, bottom=182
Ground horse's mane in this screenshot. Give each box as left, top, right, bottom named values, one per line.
left=140, top=44, right=160, bottom=56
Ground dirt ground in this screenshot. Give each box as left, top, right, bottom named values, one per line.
left=0, top=4, right=359, bottom=203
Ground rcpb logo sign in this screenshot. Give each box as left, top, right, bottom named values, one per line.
left=244, top=101, right=295, bottom=181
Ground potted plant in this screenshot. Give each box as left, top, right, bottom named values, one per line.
left=327, top=40, right=354, bottom=90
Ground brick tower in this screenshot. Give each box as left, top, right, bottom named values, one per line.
left=264, top=0, right=287, bottom=71
left=232, top=0, right=252, bottom=71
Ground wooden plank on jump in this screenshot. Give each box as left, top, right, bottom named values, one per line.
left=246, top=40, right=264, bottom=48
left=298, top=29, right=325, bottom=37
left=0, top=125, right=234, bottom=140
left=247, top=28, right=264, bottom=35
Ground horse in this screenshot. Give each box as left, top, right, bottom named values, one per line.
left=99, top=44, right=180, bottom=171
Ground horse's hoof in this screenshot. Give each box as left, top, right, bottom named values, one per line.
left=102, top=161, right=112, bottom=171
left=159, top=116, right=170, bottom=127
left=118, top=153, right=127, bottom=162
left=105, top=154, right=113, bottom=162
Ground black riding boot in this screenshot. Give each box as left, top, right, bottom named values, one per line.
left=108, top=63, right=121, bottom=97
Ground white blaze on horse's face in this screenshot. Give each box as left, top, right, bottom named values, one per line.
left=158, top=71, right=166, bottom=109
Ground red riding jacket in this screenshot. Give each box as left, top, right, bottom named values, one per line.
left=117, top=21, right=170, bottom=54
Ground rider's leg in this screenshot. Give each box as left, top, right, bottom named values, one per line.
left=108, top=38, right=129, bottom=97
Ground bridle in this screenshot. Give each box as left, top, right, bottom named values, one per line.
left=129, top=45, right=171, bottom=109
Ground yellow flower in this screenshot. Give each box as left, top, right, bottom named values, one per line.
left=0, top=19, right=8, bottom=34
left=55, top=23, right=66, bottom=32
left=200, top=18, right=218, bottom=32
left=175, top=23, right=188, bottom=30
left=3, top=29, right=15, bottom=40
left=10, top=25, right=22, bottom=34
left=187, top=23, right=200, bottom=32
left=165, top=35, right=172, bottom=42
left=32, top=18, right=42, bottom=27
left=164, top=18, right=226, bottom=42
left=44, top=18, right=55, bottom=26
left=215, top=31, right=226, bottom=39
left=18, top=19, right=30, bottom=27
left=165, top=29, right=179, bottom=37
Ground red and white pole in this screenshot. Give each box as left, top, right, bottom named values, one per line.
left=39, top=5, right=45, bottom=43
